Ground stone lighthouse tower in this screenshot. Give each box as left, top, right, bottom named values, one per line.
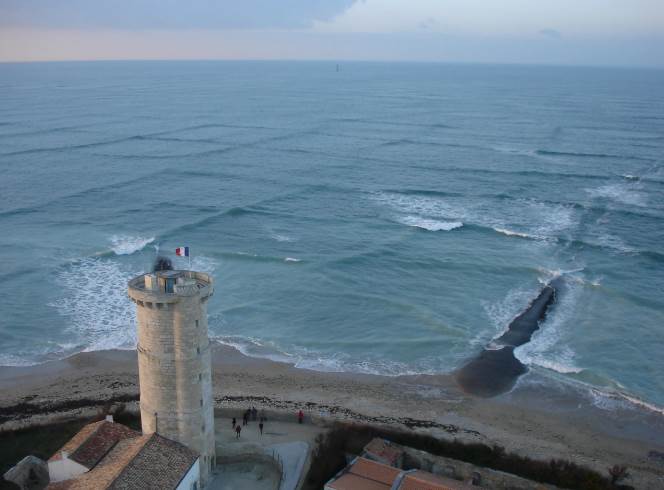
left=128, top=269, right=216, bottom=487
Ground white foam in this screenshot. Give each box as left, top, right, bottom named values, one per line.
left=175, top=255, right=218, bottom=273
left=49, top=258, right=139, bottom=352
left=400, top=215, right=463, bottom=231
left=373, top=192, right=461, bottom=220
left=535, top=267, right=584, bottom=284
left=110, top=235, right=155, bottom=255
left=271, top=233, right=294, bottom=242
left=284, top=257, right=301, bottom=262
left=594, top=232, right=637, bottom=254
left=493, top=227, right=534, bottom=239
left=373, top=192, right=577, bottom=241
left=213, top=336, right=295, bottom=364
left=480, top=286, right=540, bottom=344
left=586, top=183, right=647, bottom=207
left=514, top=279, right=582, bottom=375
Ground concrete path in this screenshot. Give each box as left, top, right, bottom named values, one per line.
left=215, top=417, right=326, bottom=490
left=268, top=441, right=309, bottom=490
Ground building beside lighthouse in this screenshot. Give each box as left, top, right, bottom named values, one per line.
left=127, top=269, right=216, bottom=487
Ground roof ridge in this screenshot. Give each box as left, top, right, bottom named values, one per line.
left=68, top=420, right=107, bottom=465
left=105, top=434, right=152, bottom=489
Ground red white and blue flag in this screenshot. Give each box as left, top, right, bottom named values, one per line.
left=175, top=246, right=190, bottom=257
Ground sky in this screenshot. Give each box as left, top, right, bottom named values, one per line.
left=0, top=0, right=662, bottom=66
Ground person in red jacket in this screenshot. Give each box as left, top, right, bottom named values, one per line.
left=297, top=409, right=304, bottom=424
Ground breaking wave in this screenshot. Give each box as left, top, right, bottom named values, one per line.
left=400, top=216, right=463, bottom=231
left=110, top=235, right=155, bottom=255
left=49, top=258, right=139, bottom=352
left=514, top=279, right=583, bottom=376
left=492, top=228, right=547, bottom=241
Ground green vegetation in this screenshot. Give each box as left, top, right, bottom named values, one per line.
left=303, top=422, right=634, bottom=490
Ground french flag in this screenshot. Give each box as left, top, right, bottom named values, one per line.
left=175, top=246, right=190, bottom=257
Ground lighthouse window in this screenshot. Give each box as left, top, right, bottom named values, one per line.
left=195, top=320, right=199, bottom=327
left=196, top=347, right=200, bottom=355
left=200, top=399, right=203, bottom=407
left=198, top=373, right=202, bottom=382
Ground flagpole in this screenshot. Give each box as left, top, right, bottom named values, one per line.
left=189, top=248, right=192, bottom=271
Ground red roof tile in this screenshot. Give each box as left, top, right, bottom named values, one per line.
left=400, top=471, right=474, bottom=490
left=68, top=422, right=140, bottom=469
left=349, top=458, right=401, bottom=486
left=327, top=473, right=392, bottom=490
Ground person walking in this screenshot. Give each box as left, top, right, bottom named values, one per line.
left=232, top=417, right=236, bottom=429
left=297, top=409, right=304, bottom=424
left=235, top=424, right=242, bottom=439
left=259, top=421, right=264, bottom=436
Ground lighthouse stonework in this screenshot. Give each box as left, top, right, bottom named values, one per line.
left=128, top=269, right=216, bottom=487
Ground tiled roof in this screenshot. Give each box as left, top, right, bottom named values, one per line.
left=348, top=457, right=401, bottom=486
left=364, top=438, right=404, bottom=466
left=69, top=422, right=140, bottom=468
left=46, top=422, right=198, bottom=490
left=327, top=472, right=391, bottom=490
left=109, top=434, right=198, bottom=489
left=326, top=456, right=479, bottom=490
left=47, top=437, right=149, bottom=490
left=400, top=470, right=475, bottom=490
left=48, top=421, right=104, bottom=463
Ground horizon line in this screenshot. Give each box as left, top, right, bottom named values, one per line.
left=0, top=57, right=662, bottom=70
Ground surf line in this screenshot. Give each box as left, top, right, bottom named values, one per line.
left=455, top=277, right=564, bottom=397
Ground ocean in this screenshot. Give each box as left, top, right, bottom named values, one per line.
left=1, top=61, right=662, bottom=412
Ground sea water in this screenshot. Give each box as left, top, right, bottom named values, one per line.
left=0, top=61, right=662, bottom=411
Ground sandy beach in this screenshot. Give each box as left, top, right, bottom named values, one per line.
left=1, top=343, right=663, bottom=489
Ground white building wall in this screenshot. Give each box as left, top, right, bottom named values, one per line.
left=176, top=459, right=200, bottom=490
left=48, top=457, right=88, bottom=482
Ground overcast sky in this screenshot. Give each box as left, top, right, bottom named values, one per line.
left=0, top=0, right=662, bottom=66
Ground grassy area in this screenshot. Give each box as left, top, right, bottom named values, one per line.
left=303, top=422, right=634, bottom=490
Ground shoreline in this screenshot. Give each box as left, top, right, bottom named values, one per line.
left=2, top=343, right=664, bottom=488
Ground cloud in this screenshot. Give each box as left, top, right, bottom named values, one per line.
left=0, top=0, right=358, bottom=29
left=539, top=28, right=562, bottom=39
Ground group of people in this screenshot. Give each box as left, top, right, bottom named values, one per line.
left=232, top=406, right=265, bottom=438
left=231, top=408, right=306, bottom=439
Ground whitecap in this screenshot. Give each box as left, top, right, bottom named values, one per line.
left=213, top=336, right=294, bottom=364
left=284, top=257, right=301, bottom=262
left=492, top=227, right=549, bottom=241
left=110, top=235, right=155, bottom=255
left=271, top=233, right=294, bottom=242
left=400, top=216, right=463, bottom=231
left=49, top=258, right=139, bottom=352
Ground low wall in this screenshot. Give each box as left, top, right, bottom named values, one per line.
left=400, top=445, right=560, bottom=490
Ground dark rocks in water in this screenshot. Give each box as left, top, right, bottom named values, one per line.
left=494, top=278, right=561, bottom=348
left=153, top=256, right=173, bottom=272
left=456, top=347, right=527, bottom=398
left=455, top=277, right=564, bottom=398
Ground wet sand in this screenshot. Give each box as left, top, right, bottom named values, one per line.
left=1, top=343, right=664, bottom=489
